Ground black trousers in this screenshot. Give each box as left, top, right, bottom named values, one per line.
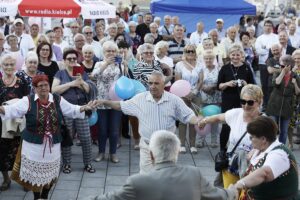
left=259, top=64, right=270, bottom=108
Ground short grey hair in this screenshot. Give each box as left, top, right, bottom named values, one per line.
left=1, top=53, right=16, bottom=66
left=82, top=44, right=94, bottom=54
left=149, top=130, right=180, bottom=163
left=73, top=33, right=86, bottom=41
left=144, top=33, right=155, bottom=44
left=128, top=21, right=137, bottom=27
left=228, top=43, right=244, bottom=57
left=102, top=40, right=118, bottom=52
left=25, top=51, right=39, bottom=62
left=82, top=26, right=93, bottom=33
left=140, top=43, right=154, bottom=54
left=154, top=40, right=169, bottom=55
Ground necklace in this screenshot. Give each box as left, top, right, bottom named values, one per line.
left=231, top=64, right=240, bottom=78
left=3, top=76, right=16, bottom=86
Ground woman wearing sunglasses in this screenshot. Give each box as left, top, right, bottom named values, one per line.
left=175, top=44, right=202, bottom=154
left=198, top=84, right=263, bottom=189
left=266, top=55, right=300, bottom=147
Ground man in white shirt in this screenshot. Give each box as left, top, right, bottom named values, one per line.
left=221, top=26, right=239, bottom=62
left=94, top=71, right=201, bottom=173
left=255, top=20, right=278, bottom=109
left=82, top=26, right=103, bottom=60
left=245, top=17, right=256, bottom=33
left=189, top=22, right=208, bottom=46
left=0, top=17, right=10, bottom=36
left=216, top=18, right=226, bottom=41
left=158, top=15, right=174, bottom=41
left=288, top=23, right=300, bottom=48
left=9, top=18, right=35, bottom=57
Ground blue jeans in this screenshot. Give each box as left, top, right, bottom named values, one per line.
left=271, top=116, right=291, bottom=144
left=97, top=109, right=122, bottom=154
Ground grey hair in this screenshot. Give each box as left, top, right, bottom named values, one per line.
left=208, top=29, right=218, bottom=35
left=128, top=21, right=137, bottom=27
left=140, top=43, right=154, bottom=54
left=144, top=33, right=155, bottom=44
left=240, top=84, right=263, bottom=104
left=25, top=51, right=39, bottom=62
left=0, top=53, right=16, bottom=66
left=102, top=40, right=118, bottom=52
left=82, top=26, right=93, bottom=33
left=228, top=43, right=245, bottom=56
left=82, top=44, right=94, bottom=54
left=154, top=41, right=169, bottom=55
left=149, top=130, right=180, bottom=163
left=149, top=71, right=165, bottom=82
left=154, top=17, right=161, bottom=22
left=227, top=26, right=236, bottom=33
left=73, top=33, right=86, bottom=41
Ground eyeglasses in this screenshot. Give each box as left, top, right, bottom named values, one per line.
left=66, top=57, right=77, bottom=61
left=185, top=50, right=195, bottom=54
left=28, top=61, right=38, bottom=64
left=240, top=99, right=256, bottom=106
left=70, top=26, right=79, bottom=29
left=36, top=84, right=49, bottom=88
left=84, top=32, right=93, bottom=35
left=106, top=50, right=116, bottom=53
left=143, top=52, right=154, bottom=55
left=41, top=48, right=50, bottom=51
left=75, top=40, right=85, bottom=42
left=2, top=63, right=15, bottom=67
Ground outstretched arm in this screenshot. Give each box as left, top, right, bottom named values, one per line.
left=96, top=100, right=122, bottom=111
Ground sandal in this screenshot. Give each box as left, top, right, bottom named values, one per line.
left=0, top=180, right=11, bottom=191
left=84, top=164, right=96, bottom=173
left=62, top=164, right=72, bottom=174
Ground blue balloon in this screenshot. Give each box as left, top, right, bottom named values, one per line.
left=115, top=76, right=135, bottom=99
left=89, top=111, right=98, bottom=126
left=133, top=80, right=146, bottom=95
left=202, top=105, right=221, bottom=117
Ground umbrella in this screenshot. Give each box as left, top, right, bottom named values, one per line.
left=0, top=0, right=116, bottom=18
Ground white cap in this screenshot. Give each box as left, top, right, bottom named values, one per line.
left=13, top=18, right=24, bottom=25
left=216, top=18, right=224, bottom=23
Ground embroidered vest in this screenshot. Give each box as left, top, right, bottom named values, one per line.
left=247, top=145, right=299, bottom=200
left=21, top=94, right=63, bottom=144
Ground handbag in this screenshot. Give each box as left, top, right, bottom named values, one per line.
left=214, top=131, right=247, bottom=172
left=53, top=94, right=73, bottom=147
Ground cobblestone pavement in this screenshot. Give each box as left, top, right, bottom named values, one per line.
left=0, top=139, right=299, bottom=200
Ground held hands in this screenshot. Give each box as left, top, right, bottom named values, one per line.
left=71, top=76, right=85, bottom=89
left=228, top=184, right=240, bottom=200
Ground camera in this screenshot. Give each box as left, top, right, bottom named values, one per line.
left=115, top=56, right=122, bottom=64
left=234, top=79, right=242, bottom=87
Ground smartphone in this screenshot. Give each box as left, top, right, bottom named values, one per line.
left=115, top=56, right=122, bottom=64
left=73, top=66, right=84, bottom=76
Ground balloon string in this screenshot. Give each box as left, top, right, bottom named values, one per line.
left=191, top=102, right=201, bottom=116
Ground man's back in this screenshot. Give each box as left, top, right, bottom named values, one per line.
left=94, top=162, right=235, bottom=200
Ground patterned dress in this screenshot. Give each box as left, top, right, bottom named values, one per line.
left=16, top=70, right=44, bottom=95
left=289, top=68, right=300, bottom=128
left=0, top=77, right=28, bottom=171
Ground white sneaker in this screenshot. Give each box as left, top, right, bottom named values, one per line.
left=190, top=147, right=198, bottom=154
left=180, top=146, right=186, bottom=153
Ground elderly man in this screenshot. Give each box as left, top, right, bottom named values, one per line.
left=190, top=22, right=208, bottom=46
left=90, top=130, right=238, bottom=200
left=95, top=71, right=200, bottom=173
left=288, top=23, right=300, bottom=48
left=216, top=18, right=226, bottom=41
left=100, top=23, right=118, bottom=45
left=158, top=15, right=174, bottom=41
left=220, top=26, right=239, bottom=60
left=82, top=26, right=103, bottom=60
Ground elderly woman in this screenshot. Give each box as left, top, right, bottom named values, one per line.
left=93, top=22, right=105, bottom=42
left=133, top=43, right=172, bottom=89
left=5, top=34, right=24, bottom=70
left=16, top=51, right=44, bottom=94
left=128, top=21, right=141, bottom=56
left=197, top=37, right=223, bottom=68
left=234, top=116, right=299, bottom=200
left=266, top=55, right=300, bottom=145
left=289, top=50, right=300, bottom=147
left=0, top=74, right=95, bottom=199
left=217, top=44, right=255, bottom=153
left=37, top=42, right=59, bottom=87
left=0, top=54, right=29, bottom=191
left=52, top=49, right=95, bottom=173
left=199, top=84, right=263, bottom=188
left=175, top=44, right=202, bottom=153
left=198, top=50, right=221, bottom=148
left=149, top=22, right=163, bottom=44
left=81, top=44, right=97, bottom=79
left=92, top=41, right=124, bottom=163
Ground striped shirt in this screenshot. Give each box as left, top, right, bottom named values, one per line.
left=168, top=38, right=190, bottom=59
left=120, top=91, right=195, bottom=141
left=133, top=60, right=163, bottom=89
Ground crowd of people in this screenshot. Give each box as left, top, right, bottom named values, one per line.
left=0, top=2, right=300, bottom=200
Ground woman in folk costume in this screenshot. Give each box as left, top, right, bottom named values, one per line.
left=0, top=74, right=96, bottom=200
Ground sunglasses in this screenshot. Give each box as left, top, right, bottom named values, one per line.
left=240, top=99, right=256, bottom=106
left=185, top=50, right=195, bottom=54
left=66, top=57, right=77, bottom=61
left=84, top=32, right=93, bottom=35
left=143, top=52, right=154, bottom=55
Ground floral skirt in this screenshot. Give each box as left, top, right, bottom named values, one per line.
left=0, top=137, right=20, bottom=171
